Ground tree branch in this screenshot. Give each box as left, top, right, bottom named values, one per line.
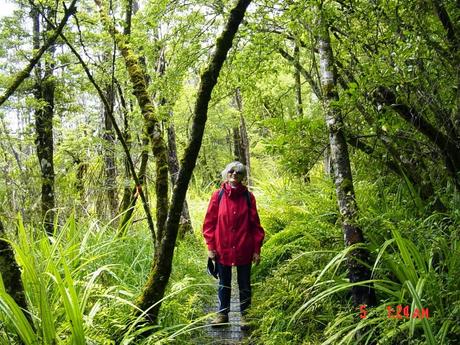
left=0, top=0, right=77, bottom=107
left=278, top=48, right=322, bottom=99
left=432, top=0, right=458, bottom=50
left=373, top=86, right=460, bottom=179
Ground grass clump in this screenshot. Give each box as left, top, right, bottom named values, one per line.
left=0, top=212, right=215, bottom=344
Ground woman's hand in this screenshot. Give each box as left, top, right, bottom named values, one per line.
left=208, top=250, right=217, bottom=260
left=252, top=253, right=260, bottom=265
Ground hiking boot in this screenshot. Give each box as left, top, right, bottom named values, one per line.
left=210, top=313, right=229, bottom=327
left=240, top=315, right=250, bottom=331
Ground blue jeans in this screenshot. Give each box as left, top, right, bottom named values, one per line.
left=216, top=262, right=251, bottom=315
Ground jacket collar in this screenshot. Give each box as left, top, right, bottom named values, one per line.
left=221, top=181, right=247, bottom=198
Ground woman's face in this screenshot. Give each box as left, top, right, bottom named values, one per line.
left=227, top=168, right=243, bottom=186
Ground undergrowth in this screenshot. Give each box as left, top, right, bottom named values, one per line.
left=1, top=159, right=459, bottom=344
left=245, top=168, right=460, bottom=345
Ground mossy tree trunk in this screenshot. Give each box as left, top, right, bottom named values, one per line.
left=118, top=0, right=133, bottom=221
left=135, top=0, right=253, bottom=324
left=95, top=0, right=169, bottom=247
left=33, top=8, right=56, bottom=236
left=155, top=48, right=193, bottom=239
left=317, top=9, right=375, bottom=307
left=116, top=0, right=152, bottom=235
left=0, top=219, right=29, bottom=318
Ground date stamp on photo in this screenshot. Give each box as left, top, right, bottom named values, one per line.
left=359, top=305, right=430, bottom=319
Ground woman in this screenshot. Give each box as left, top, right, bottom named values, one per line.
left=202, top=161, right=265, bottom=330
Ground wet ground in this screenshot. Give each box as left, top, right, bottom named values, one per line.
left=200, top=268, right=251, bottom=345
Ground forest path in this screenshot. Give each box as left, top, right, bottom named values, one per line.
left=201, top=268, right=250, bottom=344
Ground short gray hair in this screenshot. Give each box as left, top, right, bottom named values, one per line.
left=221, top=161, right=247, bottom=181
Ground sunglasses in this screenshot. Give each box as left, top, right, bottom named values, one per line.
left=228, top=169, right=242, bottom=175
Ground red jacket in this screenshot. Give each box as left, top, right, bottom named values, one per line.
left=203, top=182, right=265, bottom=266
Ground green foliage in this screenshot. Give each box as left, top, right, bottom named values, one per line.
left=1, top=0, right=459, bottom=344
left=245, top=173, right=343, bottom=344
left=247, top=175, right=460, bottom=345
left=263, top=113, right=328, bottom=178
left=311, top=220, right=459, bottom=345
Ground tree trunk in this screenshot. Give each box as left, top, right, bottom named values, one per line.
left=239, top=115, right=250, bottom=180
left=135, top=0, right=252, bottom=324
left=167, top=123, right=193, bottom=238
left=234, top=88, right=251, bottom=185
left=293, top=44, right=304, bottom=117
left=118, top=0, right=135, bottom=216
left=33, top=9, right=56, bottom=236
left=103, top=81, right=118, bottom=219
left=0, top=219, right=29, bottom=318
left=317, top=10, right=375, bottom=307
left=116, top=0, right=148, bottom=233
left=232, top=126, right=243, bottom=161
left=324, top=145, right=333, bottom=176
left=116, top=81, right=133, bottom=217
left=234, top=88, right=245, bottom=165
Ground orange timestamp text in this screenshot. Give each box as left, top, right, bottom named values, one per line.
left=359, top=305, right=430, bottom=319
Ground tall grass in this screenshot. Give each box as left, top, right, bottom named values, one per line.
left=0, top=212, right=216, bottom=344
left=287, top=226, right=452, bottom=344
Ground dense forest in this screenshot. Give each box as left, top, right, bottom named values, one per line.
left=0, top=0, right=459, bottom=344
